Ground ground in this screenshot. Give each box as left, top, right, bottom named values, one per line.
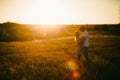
left=0, top=35, right=120, bottom=80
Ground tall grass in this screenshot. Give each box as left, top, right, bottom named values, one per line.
left=0, top=35, right=120, bottom=80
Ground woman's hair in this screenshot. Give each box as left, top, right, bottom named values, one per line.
left=75, top=31, right=80, bottom=37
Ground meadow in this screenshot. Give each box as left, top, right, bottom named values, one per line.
left=0, top=24, right=120, bottom=80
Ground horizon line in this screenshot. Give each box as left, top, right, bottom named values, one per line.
left=0, top=21, right=119, bottom=25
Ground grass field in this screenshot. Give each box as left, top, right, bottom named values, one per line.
left=0, top=34, right=120, bottom=80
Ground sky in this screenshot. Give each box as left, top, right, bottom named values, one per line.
left=0, top=0, right=119, bottom=24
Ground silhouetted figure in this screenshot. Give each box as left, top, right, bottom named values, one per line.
left=75, top=26, right=89, bottom=61
left=75, top=30, right=82, bottom=60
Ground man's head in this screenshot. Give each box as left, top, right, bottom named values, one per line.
left=79, top=26, right=85, bottom=32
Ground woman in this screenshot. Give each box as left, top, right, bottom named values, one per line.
left=74, top=30, right=83, bottom=60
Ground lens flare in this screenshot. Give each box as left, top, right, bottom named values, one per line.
left=72, top=71, right=80, bottom=79
left=65, top=59, right=81, bottom=79
left=66, top=59, right=78, bottom=71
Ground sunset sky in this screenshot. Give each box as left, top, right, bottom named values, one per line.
left=0, top=0, right=119, bottom=24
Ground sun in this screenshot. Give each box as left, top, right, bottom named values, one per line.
left=16, top=0, right=72, bottom=25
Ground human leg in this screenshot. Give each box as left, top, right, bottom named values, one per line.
left=83, top=47, right=89, bottom=60
left=77, top=47, right=82, bottom=60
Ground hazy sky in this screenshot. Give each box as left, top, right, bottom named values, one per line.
left=0, top=0, right=119, bottom=24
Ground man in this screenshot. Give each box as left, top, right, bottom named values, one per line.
left=79, top=26, right=89, bottom=60
left=75, top=26, right=89, bottom=61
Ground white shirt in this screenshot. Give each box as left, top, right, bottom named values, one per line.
left=82, top=30, right=89, bottom=47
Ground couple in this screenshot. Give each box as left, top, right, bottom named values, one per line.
left=75, top=26, right=89, bottom=61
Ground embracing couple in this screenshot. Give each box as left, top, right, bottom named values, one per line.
left=75, top=26, right=89, bottom=61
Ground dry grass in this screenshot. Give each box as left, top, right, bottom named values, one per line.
left=0, top=35, right=120, bottom=80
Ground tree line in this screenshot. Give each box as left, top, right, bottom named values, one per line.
left=0, top=22, right=119, bottom=42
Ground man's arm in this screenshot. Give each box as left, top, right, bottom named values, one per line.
left=80, top=37, right=85, bottom=45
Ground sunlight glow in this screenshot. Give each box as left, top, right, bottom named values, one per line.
left=16, top=0, right=73, bottom=24
left=0, top=0, right=119, bottom=24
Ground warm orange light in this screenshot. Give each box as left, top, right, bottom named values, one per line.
left=0, top=0, right=119, bottom=24
left=72, top=71, right=80, bottom=79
